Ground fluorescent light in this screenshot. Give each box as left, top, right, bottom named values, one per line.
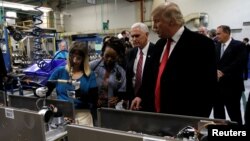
left=0, top=1, right=52, bottom=12
left=6, top=11, right=17, bottom=18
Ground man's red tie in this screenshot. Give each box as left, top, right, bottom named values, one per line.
left=155, top=38, right=172, bottom=112
left=135, top=49, right=143, bottom=96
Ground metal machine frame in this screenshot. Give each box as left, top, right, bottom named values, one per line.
left=97, top=108, right=233, bottom=137
left=8, top=95, right=75, bottom=119
left=0, top=106, right=46, bottom=141
left=66, top=124, right=175, bottom=141
left=0, top=90, right=7, bottom=106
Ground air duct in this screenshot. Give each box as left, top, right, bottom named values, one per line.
left=184, top=12, right=209, bottom=28
left=53, top=11, right=65, bottom=32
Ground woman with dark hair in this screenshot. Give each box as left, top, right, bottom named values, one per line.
left=90, top=36, right=126, bottom=109
left=46, top=41, right=98, bottom=126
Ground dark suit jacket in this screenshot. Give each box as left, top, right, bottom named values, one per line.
left=140, top=27, right=217, bottom=117
left=126, top=42, right=155, bottom=102
left=216, top=39, right=247, bottom=92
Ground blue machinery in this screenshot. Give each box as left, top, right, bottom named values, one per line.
left=2, top=24, right=12, bottom=72
left=1, top=0, right=66, bottom=96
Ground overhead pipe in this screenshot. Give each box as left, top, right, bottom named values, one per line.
left=140, top=0, right=144, bottom=22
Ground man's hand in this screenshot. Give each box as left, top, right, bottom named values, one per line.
left=130, top=97, right=142, bottom=110
left=217, top=70, right=224, bottom=81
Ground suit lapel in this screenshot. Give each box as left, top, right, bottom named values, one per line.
left=219, top=39, right=234, bottom=61
left=131, top=48, right=138, bottom=65
left=167, top=28, right=187, bottom=63
left=145, top=43, right=154, bottom=64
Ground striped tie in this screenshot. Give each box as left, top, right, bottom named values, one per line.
left=134, top=49, right=143, bottom=96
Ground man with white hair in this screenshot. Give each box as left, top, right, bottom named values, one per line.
left=54, top=40, right=69, bottom=59
left=126, top=22, right=155, bottom=107
left=198, top=26, right=209, bottom=37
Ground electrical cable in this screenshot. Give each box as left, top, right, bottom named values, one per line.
left=32, top=0, right=50, bottom=71
left=32, top=1, right=68, bottom=72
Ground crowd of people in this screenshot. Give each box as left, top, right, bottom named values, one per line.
left=0, top=1, right=249, bottom=129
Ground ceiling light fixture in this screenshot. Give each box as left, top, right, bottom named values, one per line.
left=0, top=1, right=53, bottom=12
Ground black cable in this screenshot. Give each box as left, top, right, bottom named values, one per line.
left=32, top=0, right=49, bottom=71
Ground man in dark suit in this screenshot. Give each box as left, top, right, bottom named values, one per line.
left=243, top=37, right=250, bottom=80
left=0, top=47, right=7, bottom=90
left=130, top=2, right=217, bottom=118
left=214, top=25, right=247, bottom=125
left=126, top=22, right=155, bottom=108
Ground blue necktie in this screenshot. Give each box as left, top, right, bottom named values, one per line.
left=220, top=44, right=225, bottom=58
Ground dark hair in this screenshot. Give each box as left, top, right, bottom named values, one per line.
left=243, top=38, right=249, bottom=43
left=103, top=35, right=111, bottom=43
left=121, top=30, right=127, bottom=35
left=209, top=29, right=216, bottom=38
left=69, top=41, right=88, bottom=58
left=66, top=41, right=91, bottom=76
left=218, top=25, right=231, bottom=35
left=101, top=36, right=125, bottom=57
left=124, top=41, right=132, bottom=49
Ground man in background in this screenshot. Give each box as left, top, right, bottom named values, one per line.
left=208, top=29, right=218, bottom=45
left=198, top=26, right=209, bottom=37
left=243, top=37, right=250, bottom=80
left=54, top=40, right=69, bottom=59
left=118, top=30, right=130, bottom=42
left=214, top=25, right=247, bottom=125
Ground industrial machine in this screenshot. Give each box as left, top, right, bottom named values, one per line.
left=0, top=106, right=67, bottom=141
left=22, top=59, right=66, bottom=86
left=67, top=124, right=175, bottom=141
left=0, top=90, right=7, bottom=106
left=8, top=95, right=75, bottom=120
left=97, top=108, right=235, bottom=141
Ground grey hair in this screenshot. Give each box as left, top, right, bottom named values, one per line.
left=131, top=22, right=149, bottom=33
left=152, top=1, right=185, bottom=26
left=59, top=40, right=68, bottom=49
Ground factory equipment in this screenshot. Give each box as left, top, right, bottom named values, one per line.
left=67, top=124, right=175, bottom=141
left=97, top=108, right=235, bottom=141
left=3, top=94, right=72, bottom=140
left=8, top=95, right=75, bottom=120
left=72, top=34, right=103, bottom=61
left=0, top=106, right=67, bottom=141
left=2, top=58, right=66, bottom=96
left=0, top=106, right=46, bottom=141
left=0, top=90, right=7, bottom=106
left=5, top=72, right=25, bottom=95
left=22, top=59, right=66, bottom=86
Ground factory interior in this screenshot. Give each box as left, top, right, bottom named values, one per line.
left=0, top=0, right=250, bottom=141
